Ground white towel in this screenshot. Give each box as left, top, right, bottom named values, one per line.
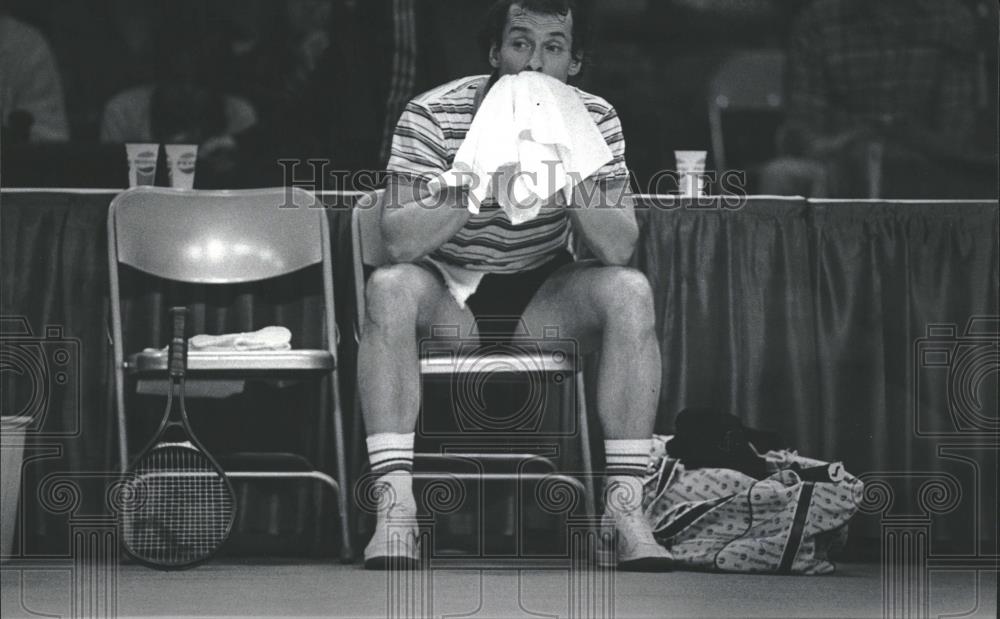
left=434, top=72, right=613, bottom=225
left=188, top=326, right=292, bottom=351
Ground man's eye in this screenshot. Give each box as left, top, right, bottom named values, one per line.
left=546, top=44, right=564, bottom=53
left=512, top=41, right=529, bottom=50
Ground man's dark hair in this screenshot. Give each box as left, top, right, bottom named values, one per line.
left=479, top=0, right=592, bottom=66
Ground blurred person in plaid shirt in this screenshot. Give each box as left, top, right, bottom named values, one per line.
left=760, top=0, right=992, bottom=198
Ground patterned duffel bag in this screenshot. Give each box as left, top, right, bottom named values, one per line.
left=643, top=439, right=864, bottom=574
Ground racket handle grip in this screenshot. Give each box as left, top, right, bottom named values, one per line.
left=169, top=307, right=189, bottom=376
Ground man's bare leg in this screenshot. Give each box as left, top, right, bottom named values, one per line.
left=522, top=261, right=671, bottom=570
left=521, top=262, right=660, bottom=436
left=358, top=263, right=476, bottom=568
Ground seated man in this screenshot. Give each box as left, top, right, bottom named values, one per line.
left=360, top=0, right=672, bottom=571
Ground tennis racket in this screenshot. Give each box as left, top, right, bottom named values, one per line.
left=121, top=307, right=236, bottom=569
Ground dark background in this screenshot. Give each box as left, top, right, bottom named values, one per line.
left=3, top=0, right=995, bottom=193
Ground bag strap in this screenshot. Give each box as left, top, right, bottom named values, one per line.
left=655, top=496, right=730, bottom=542
left=778, top=481, right=815, bottom=574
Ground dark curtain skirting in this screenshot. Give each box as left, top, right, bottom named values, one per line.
left=2, top=191, right=997, bottom=557
left=635, top=198, right=998, bottom=554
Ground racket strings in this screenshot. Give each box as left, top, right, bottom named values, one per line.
left=123, top=444, right=234, bottom=566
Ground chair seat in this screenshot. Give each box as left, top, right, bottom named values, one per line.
left=128, top=349, right=334, bottom=373
left=418, top=350, right=577, bottom=376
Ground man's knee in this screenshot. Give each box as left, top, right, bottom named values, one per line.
left=365, top=264, right=433, bottom=326
left=592, top=267, right=656, bottom=328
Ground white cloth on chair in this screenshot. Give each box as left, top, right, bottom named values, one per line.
left=431, top=72, right=613, bottom=225
left=188, top=326, right=292, bottom=351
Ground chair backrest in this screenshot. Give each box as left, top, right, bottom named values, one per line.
left=708, top=49, right=787, bottom=171
left=109, top=186, right=324, bottom=283
left=351, top=190, right=389, bottom=338
left=107, top=186, right=337, bottom=362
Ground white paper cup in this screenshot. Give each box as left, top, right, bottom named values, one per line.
left=125, top=143, right=159, bottom=187
left=165, top=144, right=198, bottom=190
left=675, top=150, right=707, bottom=197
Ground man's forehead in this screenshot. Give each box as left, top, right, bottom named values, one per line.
left=505, top=4, right=573, bottom=36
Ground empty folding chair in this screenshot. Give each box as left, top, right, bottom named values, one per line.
left=108, top=186, right=352, bottom=561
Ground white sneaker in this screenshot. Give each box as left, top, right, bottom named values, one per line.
left=598, top=510, right=674, bottom=571
left=363, top=482, right=420, bottom=570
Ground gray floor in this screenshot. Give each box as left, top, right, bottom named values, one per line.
left=1, top=559, right=995, bottom=618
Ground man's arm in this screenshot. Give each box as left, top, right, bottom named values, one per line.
left=380, top=175, right=471, bottom=263
left=564, top=177, right=638, bottom=266
left=380, top=97, right=473, bottom=263
left=564, top=103, right=638, bottom=266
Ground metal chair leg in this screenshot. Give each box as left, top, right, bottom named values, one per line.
left=328, top=370, right=354, bottom=562
left=575, top=370, right=596, bottom=516
left=115, top=365, right=128, bottom=472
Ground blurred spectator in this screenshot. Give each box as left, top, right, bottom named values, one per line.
left=0, top=11, right=69, bottom=142
left=99, top=21, right=256, bottom=182
left=213, top=0, right=462, bottom=184
left=209, top=0, right=277, bottom=81
left=105, top=0, right=159, bottom=88
left=219, top=0, right=411, bottom=175
left=34, top=0, right=163, bottom=141
left=209, top=0, right=361, bottom=180
left=760, top=0, right=990, bottom=198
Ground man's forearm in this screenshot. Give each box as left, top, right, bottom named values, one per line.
left=566, top=179, right=638, bottom=266
left=381, top=183, right=471, bottom=263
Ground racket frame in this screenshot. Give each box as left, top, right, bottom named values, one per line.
left=121, top=306, right=237, bottom=570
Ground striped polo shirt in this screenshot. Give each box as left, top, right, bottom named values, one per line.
left=386, top=74, right=629, bottom=274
